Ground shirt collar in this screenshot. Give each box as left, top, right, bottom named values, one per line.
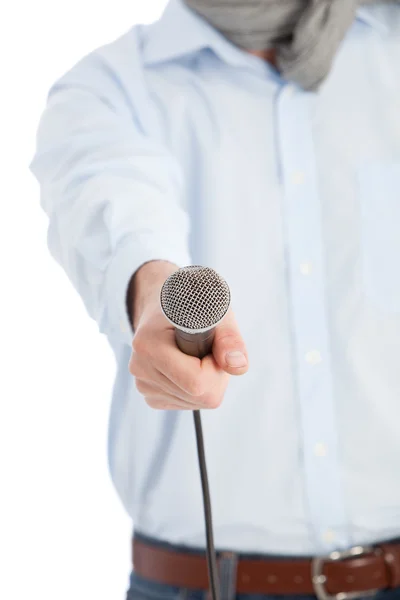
left=141, top=0, right=260, bottom=69
left=142, top=0, right=390, bottom=68
left=357, top=4, right=390, bottom=35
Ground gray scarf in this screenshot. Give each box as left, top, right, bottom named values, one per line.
left=183, top=0, right=388, bottom=90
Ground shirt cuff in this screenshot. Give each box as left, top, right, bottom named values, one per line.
left=103, top=236, right=192, bottom=346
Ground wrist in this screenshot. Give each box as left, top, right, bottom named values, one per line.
left=128, top=260, right=178, bottom=329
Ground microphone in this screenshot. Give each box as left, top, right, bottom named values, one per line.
left=160, top=265, right=231, bottom=359
left=160, top=265, right=231, bottom=600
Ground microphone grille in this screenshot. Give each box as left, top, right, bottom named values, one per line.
left=160, top=266, right=231, bottom=331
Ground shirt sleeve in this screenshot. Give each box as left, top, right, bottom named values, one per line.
left=30, top=38, right=192, bottom=347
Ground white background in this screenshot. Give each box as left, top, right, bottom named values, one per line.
left=1, top=1, right=167, bottom=598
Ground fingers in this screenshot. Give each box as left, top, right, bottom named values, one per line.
left=135, top=380, right=213, bottom=411
left=212, top=310, right=249, bottom=375
left=132, top=327, right=225, bottom=397
left=129, top=304, right=246, bottom=411
left=129, top=352, right=194, bottom=401
left=131, top=354, right=229, bottom=410
left=135, top=381, right=193, bottom=410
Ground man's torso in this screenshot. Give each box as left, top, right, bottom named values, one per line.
left=106, top=1, right=400, bottom=555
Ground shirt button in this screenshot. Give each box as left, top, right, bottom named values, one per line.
left=314, top=443, right=327, bottom=457
left=305, top=350, right=322, bottom=365
left=292, top=170, right=305, bottom=185
left=300, top=263, right=312, bottom=275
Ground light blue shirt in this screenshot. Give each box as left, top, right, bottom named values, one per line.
left=31, top=0, right=400, bottom=556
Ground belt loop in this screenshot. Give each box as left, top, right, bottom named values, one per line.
left=381, top=544, right=400, bottom=588
left=218, top=552, right=239, bottom=600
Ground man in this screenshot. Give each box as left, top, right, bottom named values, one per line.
left=31, top=0, right=400, bottom=599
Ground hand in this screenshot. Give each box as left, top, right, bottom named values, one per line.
left=128, top=261, right=249, bottom=410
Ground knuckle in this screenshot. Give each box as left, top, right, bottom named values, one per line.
left=128, top=354, right=139, bottom=377
left=132, top=332, right=148, bottom=355
left=135, top=378, right=147, bottom=395
left=145, top=396, right=167, bottom=410
left=203, top=393, right=223, bottom=410
left=217, top=333, right=244, bottom=351
left=144, top=396, right=158, bottom=409
left=186, top=376, right=206, bottom=397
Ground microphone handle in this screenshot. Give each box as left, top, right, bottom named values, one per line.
left=175, top=328, right=215, bottom=359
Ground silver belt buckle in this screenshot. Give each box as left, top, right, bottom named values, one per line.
left=311, top=545, right=380, bottom=600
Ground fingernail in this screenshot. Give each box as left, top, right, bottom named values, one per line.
left=225, top=351, right=247, bottom=368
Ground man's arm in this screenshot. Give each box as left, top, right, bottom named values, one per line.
left=30, top=37, right=191, bottom=346
left=31, top=34, right=248, bottom=411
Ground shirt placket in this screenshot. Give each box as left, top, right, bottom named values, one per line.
left=276, top=84, right=351, bottom=552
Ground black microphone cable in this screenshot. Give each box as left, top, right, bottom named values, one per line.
left=193, top=410, right=220, bottom=600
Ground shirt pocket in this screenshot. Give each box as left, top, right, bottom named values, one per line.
left=358, top=162, right=400, bottom=313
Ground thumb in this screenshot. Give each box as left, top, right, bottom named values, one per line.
left=212, top=310, right=248, bottom=375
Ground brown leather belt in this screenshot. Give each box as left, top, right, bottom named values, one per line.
left=133, top=536, right=400, bottom=599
